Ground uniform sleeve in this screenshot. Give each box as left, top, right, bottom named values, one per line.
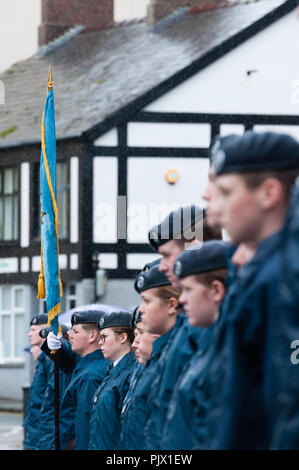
left=24, top=352, right=52, bottom=449
left=74, top=374, right=105, bottom=450
left=41, top=339, right=79, bottom=373
left=210, top=276, right=279, bottom=450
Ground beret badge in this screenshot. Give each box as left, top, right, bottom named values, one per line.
left=174, top=260, right=182, bottom=277
left=136, top=275, right=145, bottom=290
left=211, top=139, right=226, bottom=173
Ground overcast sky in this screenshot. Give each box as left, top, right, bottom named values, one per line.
left=0, top=0, right=41, bottom=73
left=0, top=0, right=151, bottom=73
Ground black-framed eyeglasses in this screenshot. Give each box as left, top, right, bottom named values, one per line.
left=99, top=333, right=119, bottom=344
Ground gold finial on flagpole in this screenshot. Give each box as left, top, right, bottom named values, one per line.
left=48, top=65, right=53, bottom=92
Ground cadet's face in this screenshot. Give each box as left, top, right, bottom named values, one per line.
left=28, top=325, right=46, bottom=347
left=179, top=276, right=217, bottom=327
left=215, top=174, right=263, bottom=245
left=202, top=167, right=223, bottom=229
left=99, top=327, right=124, bottom=362
left=158, top=241, right=182, bottom=289
left=68, top=324, right=91, bottom=356
left=132, top=322, right=144, bottom=360
left=139, top=289, right=171, bottom=335
left=137, top=332, right=160, bottom=365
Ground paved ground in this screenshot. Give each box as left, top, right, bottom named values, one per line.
left=0, top=412, right=24, bottom=450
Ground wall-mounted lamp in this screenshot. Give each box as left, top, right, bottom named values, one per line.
left=165, top=168, right=180, bottom=185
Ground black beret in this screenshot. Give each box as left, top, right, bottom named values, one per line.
left=30, top=314, right=48, bottom=326
left=148, top=205, right=206, bottom=251
left=210, top=131, right=299, bottom=175
left=98, top=311, right=133, bottom=330
left=135, top=263, right=170, bottom=293
left=130, top=306, right=143, bottom=329
left=39, top=323, right=69, bottom=339
left=142, top=258, right=161, bottom=272
left=71, top=309, right=106, bottom=326
left=173, top=240, right=231, bottom=279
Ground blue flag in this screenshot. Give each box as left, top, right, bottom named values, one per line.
left=37, top=71, right=62, bottom=337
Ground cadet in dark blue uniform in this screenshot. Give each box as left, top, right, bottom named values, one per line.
left=120, top=266, right=181, bottom=450
left=88, top=311, right=136, bottom=450
left=120, top=308, right=144, bottom=425
left=161, top=241, right=230, bottom=449
left=143, top=206, right=222, bottom=449
left=37, top=324, right=72, bottom=450
left=270, top=177, right=299, bottom=449
left=23, top=313, right=50, bottom=450
left=205, top=131, right=299, bottom=449
left=42, top=309, right=109, bottom=450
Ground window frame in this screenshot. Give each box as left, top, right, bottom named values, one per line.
left=0, top=166, right=20, bottom=243
left=0, top=285, right=26, bottom=364
left=32, top=160, right=70, bottom=242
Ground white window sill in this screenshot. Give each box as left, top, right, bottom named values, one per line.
left=0, top=359, right=25, bottom=368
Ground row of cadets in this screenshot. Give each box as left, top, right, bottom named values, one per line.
left=141, top=205, right=221, bottom=449
left=42, top=310, right=109, bottom=449
left=202, top=131, right=299, bottom=449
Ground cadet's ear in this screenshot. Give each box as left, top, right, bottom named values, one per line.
left=259, top=177, right=284, bottom=210
left=210, top=280, right=225, bottom=304
left=168, top=297, right=179, bottom=315
left=119, top=332, right=128, bottom=344
left=88, top=329, right=99, bottom=344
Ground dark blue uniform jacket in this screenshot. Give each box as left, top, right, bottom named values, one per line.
left=42, top=339, right=109, bottom=450
left=23, top=351, right=51, bottom=450
left=88, top=351, right=136, bottom=450
left=119, top=331, right=176, bottom=450
left=37, top=362, right=72, bottom=450
left=161, top=325, right=215, bottom=449
left=206, top=230, right=284, bottom=450
left=143, top=313, right=203, bottom=449
left=270, top=182, right=299, bottom=450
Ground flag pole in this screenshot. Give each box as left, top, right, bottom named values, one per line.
left=48, top=66, right=60, bottom=451
left=38, top=66, right=61, bottom=450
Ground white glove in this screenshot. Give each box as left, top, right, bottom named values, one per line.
left=47, top=332, right=62, bottom=350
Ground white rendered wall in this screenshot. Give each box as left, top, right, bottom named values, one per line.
left=70, top=157, right=79, bottom=243
left=127, top=157, right=209, bottom=243
left=145, top=11, right=299, bottom=116
left=93, top=157, right=118, bottom=243
left=20, top=163, right=30, bottom=248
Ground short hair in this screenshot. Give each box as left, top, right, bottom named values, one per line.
left=194, top=268, right=227, bottom=289
left=150, top=285, right=182, bottom=312
left=81, top=323, right=99, bottom=334
left=241, top=170, right=298, bottom=202
left=111, top=326, right=135, bottom=344
left=173, top=217, right=222, bottom=249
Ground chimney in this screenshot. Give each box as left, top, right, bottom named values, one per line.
left=39, top=0, right=114, bottom=46
left=147, top=0, right=227, bottom=26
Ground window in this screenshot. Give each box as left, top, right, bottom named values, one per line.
left=57, top=161, right=69, bottom=240
left=67, top=284, right=77, bottom=310
left=0, top=286, right=26, bottom=362
left=33, top=161, right=69, bottom=240
left=0, top=167, right=19, bottom=241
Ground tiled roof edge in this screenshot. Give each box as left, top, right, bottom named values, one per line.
left=35, top=25, right=86, bottom=58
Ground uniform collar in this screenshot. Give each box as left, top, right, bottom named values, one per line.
left=108, top=351, right=136, bottom=378
left=74, top=348, right=104, bottom=372
left=234, top=229, right=284, bottom=284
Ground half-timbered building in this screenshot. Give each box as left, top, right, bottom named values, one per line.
left=0, top=0, right=298, bottom=399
